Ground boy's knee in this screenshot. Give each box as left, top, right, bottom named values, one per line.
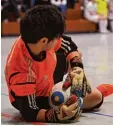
left=91, top=89, right=103, bottom=106
left=94, top=90, right=103, bottom=102
left=83, top=89, right=103, bottom=112
left=91, top=93, right=104, bottom=110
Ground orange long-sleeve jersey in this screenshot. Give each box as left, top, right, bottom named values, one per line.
left=4, top=35, right=78, bottom=121
left=5, top=36, right=62, bottom=102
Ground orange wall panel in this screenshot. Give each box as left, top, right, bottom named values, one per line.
left=2, top=22, right=20, bottom=35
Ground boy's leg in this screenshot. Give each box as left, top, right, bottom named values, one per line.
left=110, top=20, right=113, bottom=32
left=99, top=20, right=105, bottom=33
left=82, top=88, right=103, bottom=112
left=103, top=19, right=109, bottom=32
left=99, top=19, right=109, bottom=33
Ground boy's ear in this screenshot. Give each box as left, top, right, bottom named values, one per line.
left=40, top=37, right=48, bottom=45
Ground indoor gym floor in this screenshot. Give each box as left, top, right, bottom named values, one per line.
left=1, top=33, right=113, bottom=125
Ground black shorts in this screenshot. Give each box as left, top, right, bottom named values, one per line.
left=53, top=48, right=68, bottom=84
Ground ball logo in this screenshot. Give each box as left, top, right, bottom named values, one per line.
left=51, top=91, right=65, bottom=106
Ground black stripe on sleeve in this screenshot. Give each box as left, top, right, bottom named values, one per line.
left=61, top=35, right=78, bottom=56
left=9, top=72, right=20, bottom=85
left=14, top=81, right=36, bottom=85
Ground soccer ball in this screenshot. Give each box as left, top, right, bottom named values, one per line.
left=49, top=82, right=83, bottom=110
left=49, top=82, right=70, bottom=109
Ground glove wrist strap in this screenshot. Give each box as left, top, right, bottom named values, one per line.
left=70, top=56, right=84, bottom=69
left=45, top=108, right=59, bottom=123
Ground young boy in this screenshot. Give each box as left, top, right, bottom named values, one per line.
left=95, top=0, right=109, bottom=33
left=5, top=5, right=104, bottom=123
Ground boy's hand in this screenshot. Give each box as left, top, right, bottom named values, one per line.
left=45, top=95, right=82, bottom=123
left=63, top=67, right=92, bottom=98
left=71, top=67, right=92, bottom=97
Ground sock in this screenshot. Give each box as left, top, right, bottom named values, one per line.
left=99, top=20, right=108, bottom=32
left=99, top=20, right=105, bottom=32
left=103, top=19, right=108, bottom=31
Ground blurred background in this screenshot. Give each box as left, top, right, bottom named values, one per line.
left=1, top=0, right=113, bottom=36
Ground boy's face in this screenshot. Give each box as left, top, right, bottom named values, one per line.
left=43, top=38, right=59, bottom=51
left=32, top=37, right=60, bottom=54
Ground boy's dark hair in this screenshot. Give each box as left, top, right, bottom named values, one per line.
left=20, top=5, right=65, bottom=43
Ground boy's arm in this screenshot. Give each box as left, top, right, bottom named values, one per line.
left=61, top=35, right=92, bottom=97
left=11, top=92, right=81, bottom=122
left=7, top=72, right=80, bottom=122
left=11, top=93, right=46, bottom=122
left=61, top=35, right=82, bottom=67
left=6, top=71, right=45, bottom=121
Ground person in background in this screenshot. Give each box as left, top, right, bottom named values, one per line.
left=84, top=0, right=99, bottom=23
left=108, top=0, right=113, bottom=32
left=50, top=0, right=67, bottom=16
left=67, top=0, right=78, bottom=8
left=21, top=0, right=31, bottom=13
left=84, top=0, right=108, bottom=33
left=1, top=0, right=20, bottom=22
left=95, top=0, right=110, bottom=33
